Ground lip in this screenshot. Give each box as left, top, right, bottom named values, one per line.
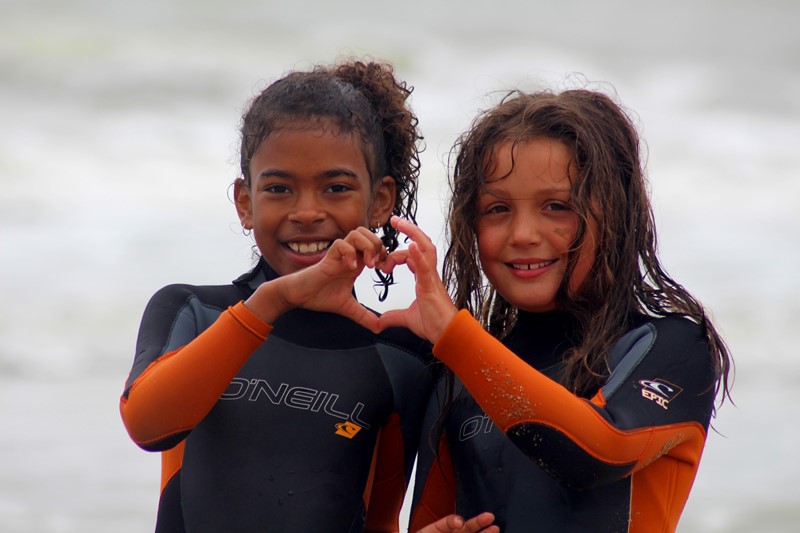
left=505, top=258, right=557, bottom=279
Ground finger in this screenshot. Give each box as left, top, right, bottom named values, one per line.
left=376, top=309, right=408, bottom=332
left=407, top=242, right=440, bottom=289
left=344, top=228, right=387, bottom=268
left=445, top=514, right=466, bottom=531
left=327, top=238, right=356, bottom=263
left=340, top=303, right=380, bottom=333
left=462, top=512, right=496, bottom=532
left=390, top=216, right=436, bottom=253
left=381, top=249, right=410, bottom=274
left=420, top=514, right=464, bottom=533
left=326, top=239, right=360, bottom=271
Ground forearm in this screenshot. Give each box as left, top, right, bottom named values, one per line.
left=120, top=302, right=271, bottom=449
left=433, top=311, right=706, bottom=487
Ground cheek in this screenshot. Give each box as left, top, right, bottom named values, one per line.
left=567, top=231, right=598, bottom=294
left=553, top=226, right=572, bottom=240
left=568, top=249, right=594, bottom=293
left=552, top=218, right=580, bottom=249
left=476, top=224, right=497, bottom=260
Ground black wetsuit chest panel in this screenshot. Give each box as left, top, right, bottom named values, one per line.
left=181, top=311, right=395, bottom=533
left=445, top=312, right=631, bottom=533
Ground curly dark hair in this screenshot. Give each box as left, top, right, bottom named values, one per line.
left=238, top=60, right=423, bottom=298
left=444, top=89, right=732, bottom=404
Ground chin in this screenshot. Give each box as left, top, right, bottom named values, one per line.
left=509, top=297, right=558, bottom=313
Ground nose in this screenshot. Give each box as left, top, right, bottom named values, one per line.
left=288, top=193, right=326, bottom=225
left=508, top=211, right=541, bottom=246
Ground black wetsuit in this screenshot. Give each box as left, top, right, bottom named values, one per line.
left=410, top=309, right=716, bottom=533
left=121, top=259, right=433, bottom=533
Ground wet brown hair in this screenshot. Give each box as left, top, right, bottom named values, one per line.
left=444, top=89, right=732, bottom=403
left=238, top=60, right=423, bottom=297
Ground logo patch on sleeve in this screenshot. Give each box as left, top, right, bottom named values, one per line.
left=335, top=421, right=363, bottom=439
left=639, top=379, right=683, bottom=410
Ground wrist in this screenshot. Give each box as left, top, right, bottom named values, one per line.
left=430, top=304, right=459, bottom=344
left=244, top=278, right=295, bottom=324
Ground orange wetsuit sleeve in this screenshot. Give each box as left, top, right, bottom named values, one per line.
left=120, top=301, right=271, bottom=450
left=433, top=310, right=708, bottom=489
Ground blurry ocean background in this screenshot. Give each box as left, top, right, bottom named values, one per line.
left=1, top=0, right=798, bottom=531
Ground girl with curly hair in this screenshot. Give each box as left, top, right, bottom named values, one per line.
left=121, top=59, right=452, bottom=533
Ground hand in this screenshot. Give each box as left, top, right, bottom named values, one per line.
left=411, top=512, right=498, bottom=533
left=377, top=216, right=458, bottom=343
left=246, top=227, right=386, bottom=331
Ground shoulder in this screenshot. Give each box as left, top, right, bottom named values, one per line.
left=638, top=314, right=709, bottom=359
left=606, top=314, right=712, bottom=382
left=605, top=314, right=714, bottom=395
left=144, top=260, right=265, bottom=312
left=145, top=282, right=247, bottom=314
left=139, top=282, right=249, bottom=339
left=645, top=313, right=705, bottom=337
left=615, top=314, right=707, bottom=357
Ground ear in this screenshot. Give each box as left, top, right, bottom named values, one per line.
left=368, top=176, right=397, bottom=228
left=233, top=178, right=254, bottom=230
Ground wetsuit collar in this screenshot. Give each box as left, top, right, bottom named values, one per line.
left=231, top=257, right=363, bottom=302
left=504, top=310, right=581, bottom=370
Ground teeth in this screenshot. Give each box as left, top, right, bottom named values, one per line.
left=511, top=260, right=554, bottom=270
left=288, top=241, right=331, bottom=254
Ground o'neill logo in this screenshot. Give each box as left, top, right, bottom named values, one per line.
left=221, top=378, right=371, bottom=437
left=639, top=379, right=683, bottom=410
left=458, top=414, right=495, bottom=442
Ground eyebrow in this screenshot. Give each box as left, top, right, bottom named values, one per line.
left=320, top=168, right=360, bottom=179
left=257, top=168, right=360, bottom=181
left=481, top=185, right=572, bottom=199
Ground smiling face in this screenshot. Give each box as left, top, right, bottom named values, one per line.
left=476, top=137, right=596, bottom=313
left=234, top=121, right=395, bottom=276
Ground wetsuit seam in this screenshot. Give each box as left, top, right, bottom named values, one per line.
left=507, top=417, right=704, bottom=466
left=663, top=459, right=678, bottom=533
left=509, top=419, right=636, bottom=467
left=378, top=339, right=431, bottom=366
left=137, top=428, right=190, bottom=450
left=161, top=296, right=226, bottom=357
left=602, top=323, right=658, bottom=403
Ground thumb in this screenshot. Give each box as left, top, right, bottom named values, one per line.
left=376, top=309, right=408, bottom=332
left=337, top=301, right=380, bottom=334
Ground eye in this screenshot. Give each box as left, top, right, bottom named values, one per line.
left=482, top=203, right=510, bottom=215
left=263, top=183, right=291, bottom=194
left=544, top=201, right=571, bottom=212
left=326, top=183, right=354, bottom=193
